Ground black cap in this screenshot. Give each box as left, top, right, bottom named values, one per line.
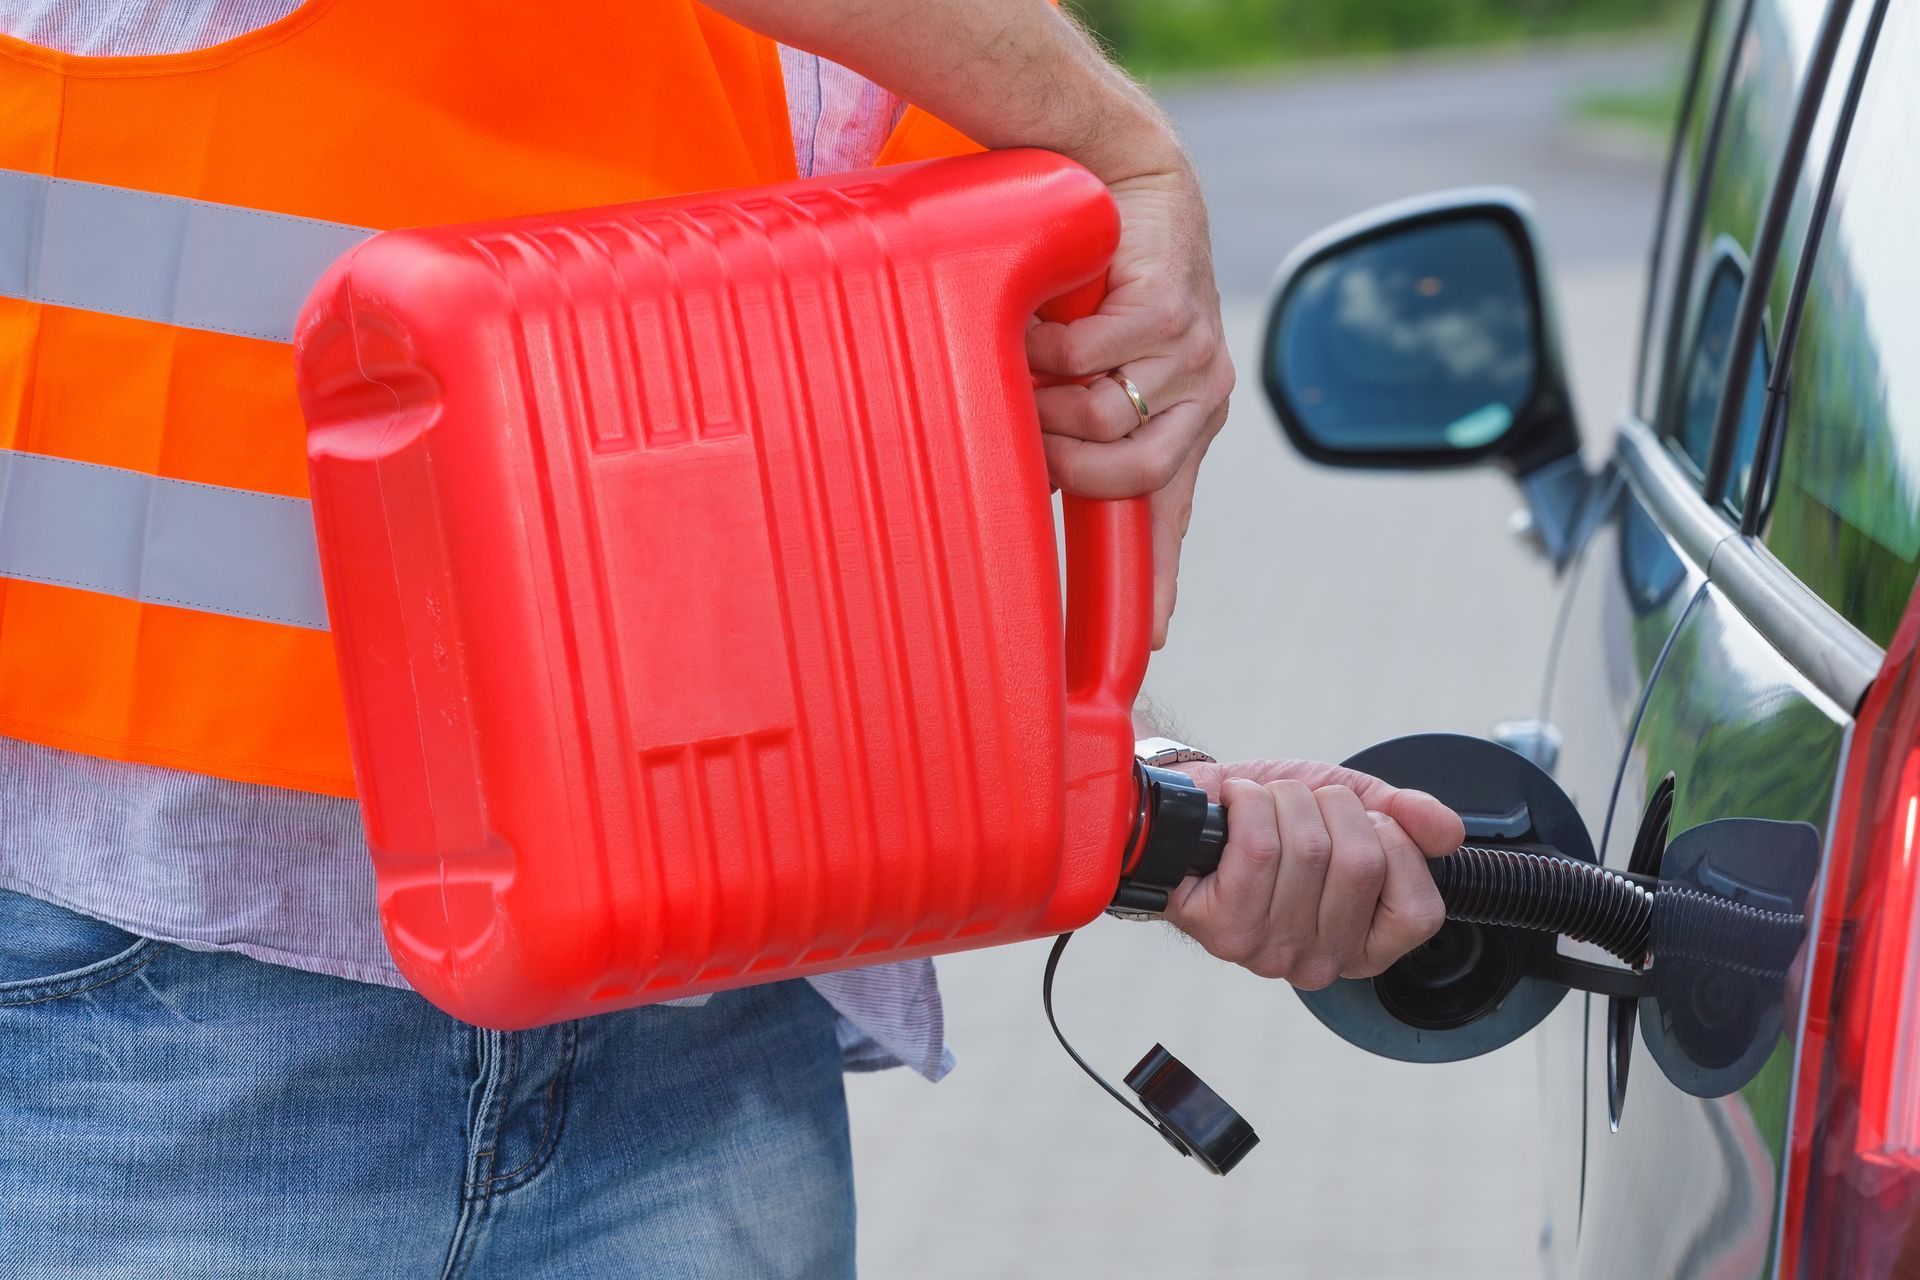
left=1124, top=1044, right=1259, bottom=1176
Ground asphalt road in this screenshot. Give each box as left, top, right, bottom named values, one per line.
left=849, top=40, right=1673, bottom=1279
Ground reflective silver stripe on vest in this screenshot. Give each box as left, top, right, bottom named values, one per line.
left=0, top=168, right=373, bottom=343
left=0, top=450, right=327, bottom=629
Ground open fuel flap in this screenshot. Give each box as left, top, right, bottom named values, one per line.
left=1296, top=732, right=1602, bottom=1064
left=1294, top=733, right=1816, bottom=1099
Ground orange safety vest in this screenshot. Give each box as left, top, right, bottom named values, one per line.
left=0, top=0, right=976, bottom=798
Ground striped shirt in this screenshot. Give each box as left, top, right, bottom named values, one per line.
left=0, top=0, right=951, bottom=1081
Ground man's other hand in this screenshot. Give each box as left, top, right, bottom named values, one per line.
left=1026, top=164, right=1232, bottom=650
left=1161, top=759, right=1464, bottom=989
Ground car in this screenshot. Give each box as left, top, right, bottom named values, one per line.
left=1257, top=0, right=1918, bottom=1276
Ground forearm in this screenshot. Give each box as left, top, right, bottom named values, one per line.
left=703, top=0, right=1186, bottom=183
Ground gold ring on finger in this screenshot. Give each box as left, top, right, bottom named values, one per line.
left=1108, top=370, right=1151, bottom=430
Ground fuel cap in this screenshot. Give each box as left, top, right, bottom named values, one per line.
left=1124, top=1044, right=1259, bottom=1176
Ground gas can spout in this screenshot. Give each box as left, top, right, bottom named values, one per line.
left=1108, top=764, right=1224, bottom=917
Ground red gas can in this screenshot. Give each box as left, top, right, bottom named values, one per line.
left=295, top=149, right=1147, bottom=1028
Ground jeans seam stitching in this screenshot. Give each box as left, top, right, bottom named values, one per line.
left=442, top=1030, right=503, bottom=1280
left=0, top=940, right=156, bottom=1006
left=487, top=1022, right=576, bottom=1193
left=464, top=1033, right=517, bottom=1195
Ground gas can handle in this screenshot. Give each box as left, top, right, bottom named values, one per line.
left=1060, top=494, right=1151, bottom=704
left=1034, top=277, right=1153, bottom=710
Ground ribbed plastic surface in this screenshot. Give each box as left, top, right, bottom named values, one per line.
left=294, top=150, right=1146, bottom=1028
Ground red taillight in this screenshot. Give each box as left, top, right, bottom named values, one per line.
left=1781, top=590, right=1920, bottom=1277
left=1856, top=749, right=1920, bottom=1169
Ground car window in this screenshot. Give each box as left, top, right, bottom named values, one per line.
left=1653, top=0, right=1830, bottom=484
left=1760, top=2, right=1920, bottom=647
left=1637, top=0, right=1734, bottom=425
left=1674, top=245, right=1768, bottom=479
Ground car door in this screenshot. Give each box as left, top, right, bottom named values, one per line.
left=1571, top=0, right=1898, bottom=1274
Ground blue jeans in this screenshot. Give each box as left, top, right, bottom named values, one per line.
left=0, top=889, right=855, bottom=1279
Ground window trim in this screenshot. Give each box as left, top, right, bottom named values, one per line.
left=1647, top=0, right=1764, bottom=443
left=1618, top=414, right=1881, bottom=710
left=1740, top=0, right=1893, bottom=529
left=1634, top=0, right=1731, bottom=415
left=1700, top=0, right=1864, bottom=506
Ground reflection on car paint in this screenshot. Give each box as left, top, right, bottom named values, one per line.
left=1762, top=3, right=1920, bottom=644
left=1581, top=586, right=1845, bottom=1280
left=1621, top=485, right=1689, bottom=619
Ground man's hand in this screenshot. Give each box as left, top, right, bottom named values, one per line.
left=1026, top=167, right=1232, bottom=649
left=1162, top=759, right=1463, bottom=989
left=700, top=0, right=1231, bottom=649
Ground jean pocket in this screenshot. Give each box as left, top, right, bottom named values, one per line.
left=0, top=888, right=153, bottom=1005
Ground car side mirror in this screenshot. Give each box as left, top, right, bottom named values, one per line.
left=1263, top=190, right=1587, bottom=560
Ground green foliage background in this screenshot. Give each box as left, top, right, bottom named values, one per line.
left=1072, top=0, right=1689, bottom=74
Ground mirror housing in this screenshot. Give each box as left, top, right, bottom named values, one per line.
left=1262, top=190, right=1588, bottom=560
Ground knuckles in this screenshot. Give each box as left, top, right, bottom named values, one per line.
left=1149, top=296, right=1191, bottom=339
left=1219, top=782, right=1282, bottom=864
left=1222, top=938, right=1342, bottom=991
left=1287, top=828, right=1334, bottom=871
left=1085, top=400, right=1136, bottom=444
left=1213, top=354, right=1238, bottom=400
left=1289, top=958, right=1343, bottom=991
left=1243, top=945, right=1298, bottom=981
left=1405, top=896, right=1447, bottom=944
left=1218, top=777, right=1270, bottom=813
left=1344, top=843, right=1388, bottom=887
left=1142, top=440, right=1185, bottom=490
left=1207, top=927, right=1266, bottom=968
left=1054, top=329, right=1101, bottom=378
left=1343, top=956, right=1390, bottom=981
left=1238, top=829, right=1283, bottom=868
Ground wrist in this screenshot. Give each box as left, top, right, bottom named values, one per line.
left=1072, top=100, right=1191, bottom=188
left=1036, top=14, right=1190, bottom=187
